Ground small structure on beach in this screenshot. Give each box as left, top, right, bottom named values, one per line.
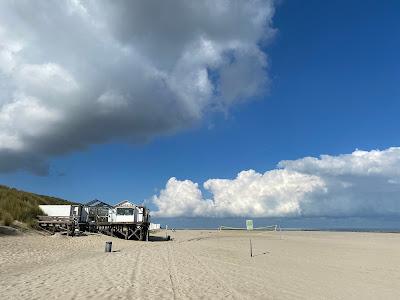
left=149, top=223, right=161, bottom=231
left=108, top=200, right=147, bottom=223
left=39, top=204, right=85, bottom=220
left=37, top=200, right=150, bottom=240
left=84, top=199, right=111, bottom=223
left=38, top=204, right=87, bottom=235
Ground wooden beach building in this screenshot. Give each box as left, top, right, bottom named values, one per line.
left=37, top=204, right=87, bottom=236
left=37, top=200, right=150, bottom=240
left=96, top=200, right=150, bottom=240
left=84, top=199, right=111, bottom=223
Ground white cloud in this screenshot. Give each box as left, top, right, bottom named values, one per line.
left=152, top=147, right=400, bottom=218
left=17, top=63, right=79, bottom=95
left=279, top=148, right=400, bottom=177
left=0, top=94, right=63, bottom=151
left=204, top=169, right=325, bottom=217
left=152, top=177, right=214, bottom=218
left=0, top=0, right=275, bottom=174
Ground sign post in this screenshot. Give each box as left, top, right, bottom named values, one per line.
left=246, top=220, right=254, bottom=258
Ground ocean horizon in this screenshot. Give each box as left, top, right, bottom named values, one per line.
left=152, top=216, right=400, bottom=232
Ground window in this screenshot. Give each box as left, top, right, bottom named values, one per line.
left=116, top=208, right=134, bottom=215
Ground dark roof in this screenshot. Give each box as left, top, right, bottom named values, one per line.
left=113, top=200, right=136, bottom=208
left=85, top=199, right=111, bottom=207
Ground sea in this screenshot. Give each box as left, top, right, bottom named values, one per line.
left=152, top=216, right=400, bottom=232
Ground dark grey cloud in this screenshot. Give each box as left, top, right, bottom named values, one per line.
left=0, top=0, right=275, bottom=174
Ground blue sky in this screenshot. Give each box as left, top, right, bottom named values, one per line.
left=1, top=1, right=400, bottom=226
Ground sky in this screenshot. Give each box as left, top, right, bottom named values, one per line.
left=1, top=1, right=400, bottom=227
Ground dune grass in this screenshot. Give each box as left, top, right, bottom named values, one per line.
left=0, top=185, right=75, bottom=227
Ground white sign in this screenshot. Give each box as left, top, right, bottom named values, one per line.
left=246, top=219, right=253, bottom=230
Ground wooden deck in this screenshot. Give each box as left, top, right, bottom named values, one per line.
left=94, top=222, right=149, bottom=241
left=37, top=216, right=149, bottom=241
left=37, top=216, right=83, bottom=236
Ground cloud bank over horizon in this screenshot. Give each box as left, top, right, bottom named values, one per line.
left=152, top=147, right=400, bottom=218
left=0, top=0, right=275, bottom=174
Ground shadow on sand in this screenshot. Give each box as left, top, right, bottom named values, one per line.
left=148, top=235, right=172, bottom=242
left=252, top=251, right=269, bottom=257
left=0, top=225, right=20, bottom=236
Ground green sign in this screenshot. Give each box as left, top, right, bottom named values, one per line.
left=246, top=219, right=253, bottom=230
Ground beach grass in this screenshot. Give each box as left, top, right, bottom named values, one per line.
left=0, top=185, right=74, bottom=227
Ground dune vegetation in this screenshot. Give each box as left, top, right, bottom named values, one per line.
left=0, top=185, right=74, bottom=227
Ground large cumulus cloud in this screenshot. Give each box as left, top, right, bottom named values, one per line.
left=0, top=0, right=275, bottom=174
left=152, top=147, right=400, bottom=217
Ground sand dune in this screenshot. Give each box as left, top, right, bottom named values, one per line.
left=1, top=230, right=400, bottom=299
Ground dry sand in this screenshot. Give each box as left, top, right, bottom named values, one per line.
left=1, top=229, right=400, bottom=299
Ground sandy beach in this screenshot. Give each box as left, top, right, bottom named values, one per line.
left=1, top=229, right=400, bottom=299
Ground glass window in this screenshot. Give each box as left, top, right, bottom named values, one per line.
left=116, top=208, right=134, bottom=215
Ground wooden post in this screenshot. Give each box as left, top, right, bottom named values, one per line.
left=139, top=227, right=143, bottom=241
left=249, top=238, right=253, bottom=258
